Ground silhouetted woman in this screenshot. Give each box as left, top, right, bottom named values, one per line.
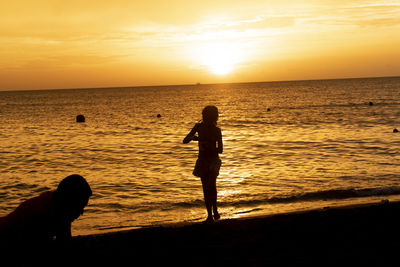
left=183, top=105, right=223, bottom=223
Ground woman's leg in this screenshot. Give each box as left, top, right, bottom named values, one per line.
left=210, top=175, right=220, bottom=220
left=201, top=176, right=213, bottom=221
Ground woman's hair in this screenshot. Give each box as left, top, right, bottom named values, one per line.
left=54, top=174, right=92, bottom=208
left=56, top=174, right=92, bottom=197
left=202, top=105, right=219, bottom=125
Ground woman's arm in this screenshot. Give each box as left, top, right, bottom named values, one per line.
left=217, top=129, right=223, bottom=154
left=55, top=221, right=72, bottom=243
left=183, top=124, right=198, bottom=144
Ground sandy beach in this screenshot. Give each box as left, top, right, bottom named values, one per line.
left=57, top=200, right=399, bottom=266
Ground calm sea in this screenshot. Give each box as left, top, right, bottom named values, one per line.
left=1, top=77, right=400, bottom=235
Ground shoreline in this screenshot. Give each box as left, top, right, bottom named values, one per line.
left=73, top=195, right=400, bottom=236
left=68, top=199, right=400, bottom=265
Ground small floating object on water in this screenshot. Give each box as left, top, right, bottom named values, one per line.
left=393, top=128, right=399, bottom=133
left=76, top=114, right=85, bottom=123
left=157, top=114, right=162, bottom=118
left=369, top=101, right=374, bottom=106
left=381, top=199, right=389, bottom=204
left=267, top=108, right=271, bottom=112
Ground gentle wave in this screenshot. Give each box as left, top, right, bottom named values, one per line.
left=110, top=186, right=400, bottom=211
left=216, top=187, right=400, bottom=207
left=0, top=182, right=50, bottom=193
left=266, top=187, right=400, bottom=203
left=280, top=102, right=400, bottom=110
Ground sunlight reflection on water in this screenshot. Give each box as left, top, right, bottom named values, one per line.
left=1, top=77, right=400, bottom=235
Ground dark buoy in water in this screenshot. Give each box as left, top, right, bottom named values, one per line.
left=157, top=114, right=162, bottom=118
left=76, top=114, right=85, bottom=123
left=369, top=101, right=374, bottom=106
left=267, top=108, right=271, bottom=112
left=394, top=128, right=399, bottom=133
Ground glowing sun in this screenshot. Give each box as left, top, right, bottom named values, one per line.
left=196, top=42, right=243, bottom=75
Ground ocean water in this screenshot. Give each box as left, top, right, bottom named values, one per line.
left=1, top=77, right=400, bottom=235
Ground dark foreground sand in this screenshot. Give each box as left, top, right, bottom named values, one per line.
left=5, top=201, right=400, bottom=266
left=67, top=201, right=400, bottom=266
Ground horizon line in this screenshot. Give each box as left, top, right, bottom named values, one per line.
left=1, top=75, right=399, bottom=93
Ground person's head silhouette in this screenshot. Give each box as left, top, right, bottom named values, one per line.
left=202, top=105, right=219, bottom=126
left=54, top=174, right=92, bottom=222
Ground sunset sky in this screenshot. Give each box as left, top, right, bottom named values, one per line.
left=1, top=0, right=400, bottom=90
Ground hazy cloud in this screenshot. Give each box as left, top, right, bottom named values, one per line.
left=1, top=0, right=399, bottom=90
left=303, top=2, right=400, bottom=27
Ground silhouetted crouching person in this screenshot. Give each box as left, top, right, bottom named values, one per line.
left=183, top=106, right=223, bottom=223
left=0, top=174, right=92, bottom=253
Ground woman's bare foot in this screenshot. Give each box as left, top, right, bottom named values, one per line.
left=203, top=216, right=214, bottom=224
left=213, top=210, right=220, bottom=220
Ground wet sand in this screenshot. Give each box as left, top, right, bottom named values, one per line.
left=67, top=200, right=400, bottom=266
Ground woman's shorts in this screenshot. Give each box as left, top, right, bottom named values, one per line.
left=193, top=157, right=221, bottom=178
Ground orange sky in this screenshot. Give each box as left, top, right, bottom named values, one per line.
left=1, top=0, right=400, bottom=90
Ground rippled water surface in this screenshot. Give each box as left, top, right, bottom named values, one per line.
left=1, top=77, right=400, bottom=235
